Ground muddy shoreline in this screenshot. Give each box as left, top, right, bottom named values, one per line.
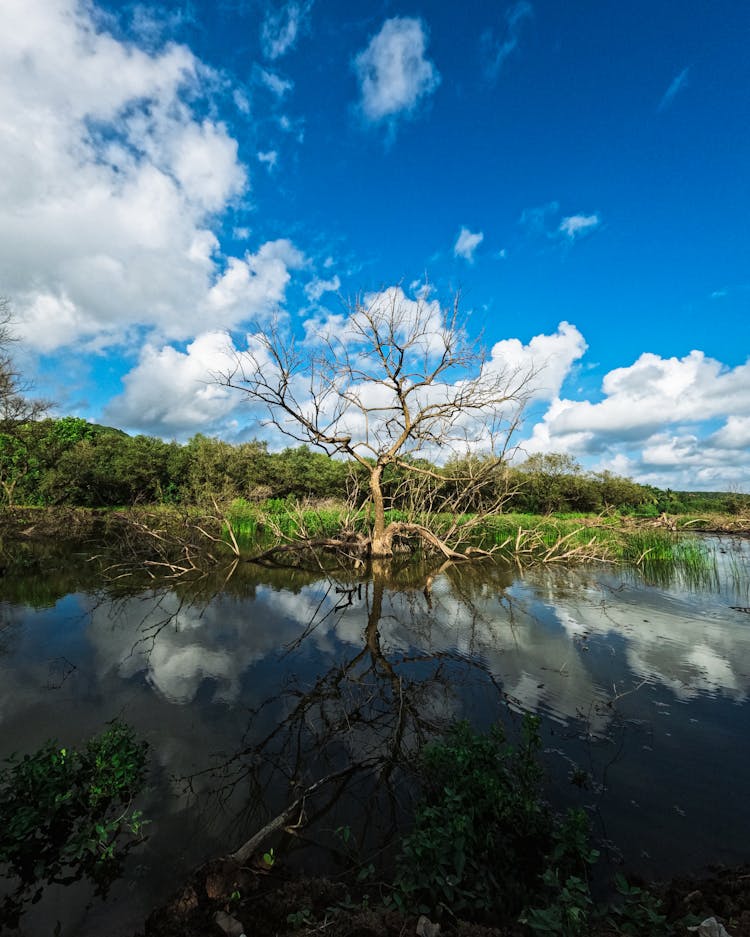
left=140, top=856, right=750, bottom=937
left=2, top=505, right=749, bottom=546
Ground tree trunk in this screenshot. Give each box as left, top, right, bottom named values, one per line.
left=369, top=463, right=393, bottom=557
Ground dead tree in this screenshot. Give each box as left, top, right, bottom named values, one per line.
left=220, top=288, right=535, bottom=558
left=0, top=299, right=50, bottom=433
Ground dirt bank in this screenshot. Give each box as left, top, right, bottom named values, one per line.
left=140, top=858, right=750, bottom=937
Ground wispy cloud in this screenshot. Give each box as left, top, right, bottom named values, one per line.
left=658, top=66, right=690, bottom=111
left=258, top=67, right=293, bottom=98
left=558, top=214, right=600, bottom=240
left=261, top=1, right=312, bottom=61
left=258, top=150, right=278, bottom=169
left=354, top=17, right=440, bottom=129
left=481, top=1, right=533, bottom=81
left=128, top=3, right=197, bottom=46
left=520, top=204, right=601, bottom=245
left=454, top=226, right=484, bottom=262
left=520, top=201, right=559, bottom=236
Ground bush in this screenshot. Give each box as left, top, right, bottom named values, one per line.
left=394, top=716, right=553, bottom=919
left=392, top=717, right=606, bottom=930
left=0, top=720, right=149, bottom=926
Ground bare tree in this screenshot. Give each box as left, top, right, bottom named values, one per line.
left=220, top=288, right=535, bottom=558
left=0, top=298, right=49, bottom=432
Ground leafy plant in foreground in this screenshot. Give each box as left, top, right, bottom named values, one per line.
left=522, top=809, right=599, bottom=936
left=393, top=716, right=552, bottom=920
left=607, top=873, right=673, bottom=936
left=522, top=870, right=594, bottom=937
left=0, top=720, right=149, bottom=927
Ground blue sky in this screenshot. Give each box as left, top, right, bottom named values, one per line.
left=1, top=0, right=748, bottom=489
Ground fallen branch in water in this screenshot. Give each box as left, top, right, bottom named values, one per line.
left=226, top=764, right=362, bottom=866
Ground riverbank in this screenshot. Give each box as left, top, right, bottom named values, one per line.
left=3, top=503, right=747, bottom=557
left=141, top=856, right=750, bottom=937
left=138, top=712, right=750, bottom=937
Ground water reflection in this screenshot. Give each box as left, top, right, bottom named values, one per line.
left=1, top=539, right=750, bottom=934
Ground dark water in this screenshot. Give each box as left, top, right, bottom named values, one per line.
left=1, top=538, right=749, bottom=935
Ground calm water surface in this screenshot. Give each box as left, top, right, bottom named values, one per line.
left=1, top=537, right=749, bottom=935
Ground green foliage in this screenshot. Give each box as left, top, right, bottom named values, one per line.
left=607, top=874, right=673, bottom=936
left=522, top=810, right=599, bottom=936
left=508, top=454, right=655, bottom=515
left=38, top=432, right=182, bottom=506
left=287, top=906, right=315, bottom=929
left=46, top=416, right=96, bottom=449
left=393, top=716, right=552, bottom=919
left=522, top=871, right=594, bottom=936
left=0, top=720, right=149, bottom=926
left=389, top=718, right=617, bottom=934
left=547, top=808, right=600, bottom=873
left=0, top=432, right=37, bottom=505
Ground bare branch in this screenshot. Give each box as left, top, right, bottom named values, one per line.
left=218, top=290, right=539, bottom=559
left=0, top=298, right=51, bottom=433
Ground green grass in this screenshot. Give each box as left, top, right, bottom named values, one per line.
left=473, top=515, right=721, bottom=581
left=226, top=498, right=365, bottom=546
left=478, top=514, right=621, bottom=557
left=224, top=500, right=732, bottom=584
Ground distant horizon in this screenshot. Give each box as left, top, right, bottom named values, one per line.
left=1, top=0, right=748, bottom=491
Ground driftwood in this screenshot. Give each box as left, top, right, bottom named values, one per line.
left=226, top=765, right=360, bottom=866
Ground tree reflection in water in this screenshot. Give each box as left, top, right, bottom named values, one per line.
left=175, top=555, right=519, bottom=872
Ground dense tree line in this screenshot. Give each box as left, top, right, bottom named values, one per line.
left=510, top=452, right=652, bottom=514
left=0, top=418, right=352, bottom=507
left=3, top=416, right=743, bottom=515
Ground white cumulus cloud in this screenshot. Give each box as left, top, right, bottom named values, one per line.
left=555, top=351, right=750, bottom=436
left=105, top=331, right=243, bottom=437
left=354, top=17, right=440, bottom=126
left=0, top=0, right=310, bottom=355
left=207, top=239, right=305, bottom=314
left=710, top=416, right=750, bottom=450
left=522, top=348, right=750, bottom=489
left=305, top=275, right=341, bottom=302
left=487, top=322, right=588, bottom=402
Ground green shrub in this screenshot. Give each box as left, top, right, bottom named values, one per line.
left=522, top=809, right=599, bottom=936
left=391, top=718, right=607, bottom=931
left=0, top=720, right=149, bottom=926
left=522, top=871, right=594, bottom=936
left=393, top=716, right=552, bottom=919
left=607, top=874, right=673, bottom=936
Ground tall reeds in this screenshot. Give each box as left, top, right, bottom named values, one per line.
left=224, top=499, right=731, bottom=582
